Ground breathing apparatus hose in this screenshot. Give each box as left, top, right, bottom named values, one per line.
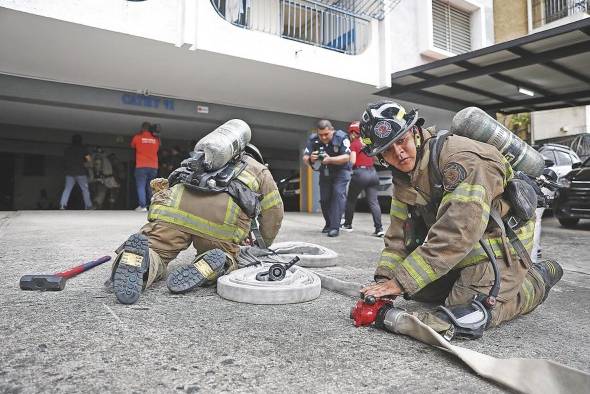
left=478, top=239, right=500, bottom=308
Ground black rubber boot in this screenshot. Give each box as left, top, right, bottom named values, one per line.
left=533, top=259, right=563, bottom=302
left=113, top=233, right=150, bottom=304
left=167, top=248, right=227, bottom=294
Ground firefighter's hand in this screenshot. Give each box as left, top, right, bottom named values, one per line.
left=362, top=279, right=402, bottom=299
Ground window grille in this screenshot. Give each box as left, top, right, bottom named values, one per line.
left=531, top=0, right=590, bottom=29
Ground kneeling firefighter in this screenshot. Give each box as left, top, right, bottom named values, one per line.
left=359, top=102, right=563, bottom=339
left=110, top=119, right=284, bottom=304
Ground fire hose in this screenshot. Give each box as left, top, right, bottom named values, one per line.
left=223, top=246, right=590, bottom=392
left=320, top=274, right=590, bottom=394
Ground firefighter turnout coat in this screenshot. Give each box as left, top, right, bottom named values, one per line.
left=148, top=155, right=284, bottom=250
left=375, top=130, right=536, bottom=302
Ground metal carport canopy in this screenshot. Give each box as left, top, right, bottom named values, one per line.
left=376, top=18, right=590, bottom=115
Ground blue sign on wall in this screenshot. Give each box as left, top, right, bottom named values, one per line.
left=121, top=93, right=175, bottom=110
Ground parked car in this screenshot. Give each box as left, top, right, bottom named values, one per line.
left=570, top=133, right=590, bottom=163
left=536, top=144, right=581, bottom=204
left=553, top=156, right=590, bottom=227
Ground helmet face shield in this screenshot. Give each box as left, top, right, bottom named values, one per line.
left=359, top=101, right=423, bottom=157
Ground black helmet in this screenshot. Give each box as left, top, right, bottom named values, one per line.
left=360, top=101, right=424, bottom=156
left=245, top=143, right=266, bottom=165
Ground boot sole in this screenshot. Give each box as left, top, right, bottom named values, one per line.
left=167, top=249, right=226, bottom=294
left=113, top=234, right=149, bottom=304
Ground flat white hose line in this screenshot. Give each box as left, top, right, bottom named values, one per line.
left=313, top=272, right=361, bottom=298
left=318, top=276, right=590, bottom=394
left=217, top=264, right=321, bottom=304
left=388, top=310, right=590, bottom=394
left=268, top=241, right=338, bottom=267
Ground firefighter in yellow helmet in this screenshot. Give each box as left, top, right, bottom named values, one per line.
left=360, top=101, right=562, bottom=339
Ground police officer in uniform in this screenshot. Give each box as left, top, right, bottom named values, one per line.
left=302, top=120, right=352, bottom=237
left=359, top=101, right=563, bottom=339
left=110, top=121, right=284, bottom=304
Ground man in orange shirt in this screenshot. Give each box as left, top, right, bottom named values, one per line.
left=131, top=122, right=160, bottom=212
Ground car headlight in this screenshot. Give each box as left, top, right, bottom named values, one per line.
left=557, top=178, right=571, bottom=188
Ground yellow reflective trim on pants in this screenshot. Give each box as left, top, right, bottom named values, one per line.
left=401, top=251, right=438, bottom=289
left=456, top=221, right=535, bottom=268
left=261, top=190, right=282, bottom=211
left=377, top=250, right=405, bottom=271
left=237, top=170, right=259, bottom=192
left=521, top=276, right=536, bottom=314
left=390, top=198, right=408, bottom=220
left=148, top=204, right=246, bottom=243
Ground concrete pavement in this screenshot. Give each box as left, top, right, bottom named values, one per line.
left=0, top=211, right=588, bottom=393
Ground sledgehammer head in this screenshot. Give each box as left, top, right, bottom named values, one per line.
left=19, top=274, right=67, bottom=291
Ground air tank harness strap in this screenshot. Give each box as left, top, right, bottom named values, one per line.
left=249, top=217, right=266, bottom=249
left=420, top=130, right=452, bottom=227
left=489, top=209, right=534, bottom=268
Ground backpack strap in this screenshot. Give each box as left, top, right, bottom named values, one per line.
left=249, top=217, right=267, bottom=249
left=419, top=130, right=452, bottom=227
left=489, top=209, right=534, bottom=268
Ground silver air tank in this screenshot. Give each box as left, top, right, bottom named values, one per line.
left=194, top=119, right=252, bottom=171
left=451, top=107, right=544, bottom=177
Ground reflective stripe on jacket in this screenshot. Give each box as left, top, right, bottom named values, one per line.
left=148, top=156, right=284, bottom=245
left=375, top=131, right=535, bottom=295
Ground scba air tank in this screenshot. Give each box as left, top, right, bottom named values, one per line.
left=451, top=107, right=544, bottom=177
left=194, top=119, right=252, bottom=171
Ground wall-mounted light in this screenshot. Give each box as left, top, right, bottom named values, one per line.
left=518, top=87, right=535, bottom=97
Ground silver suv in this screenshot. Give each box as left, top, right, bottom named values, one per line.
left=537, top=143, right=582, bottom=201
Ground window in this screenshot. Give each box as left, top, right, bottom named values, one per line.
left=531, top=0, right=590, bottom=29
left=432, top=0, right=472, bottom=54
left=553, top=150, right=572, bottom=166
left=542, top=151, right=556, bottom=163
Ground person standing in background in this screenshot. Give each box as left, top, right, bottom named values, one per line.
left=131, top=122, right=160, bottom=212
left=302, top=120, right=352, bottom=237
left=59, top=134, right=93, bottom=210
left=342, top=121, right=384, bottom=237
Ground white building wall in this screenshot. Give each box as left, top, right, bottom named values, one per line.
left=0, top=0, right=181, bottom=43
left=192, top=1, right=382, bottom=86
left=532, top=107, right=589, bottom=142
left=0, top=0, right=384, bottom=87
left=389, top=0, right=494, bottom=72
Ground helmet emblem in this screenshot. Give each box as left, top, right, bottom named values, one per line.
left=374, top=121, right=392, bottom=138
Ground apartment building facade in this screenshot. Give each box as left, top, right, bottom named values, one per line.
left=0, top=0, right=494, bottom=209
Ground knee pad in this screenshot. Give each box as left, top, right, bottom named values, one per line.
left=434, top=297, right=491, bottom=340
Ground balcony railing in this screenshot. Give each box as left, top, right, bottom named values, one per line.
left=532, top=0, right=589, bottom=29
left=211, top=0, right=371, bottom=55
